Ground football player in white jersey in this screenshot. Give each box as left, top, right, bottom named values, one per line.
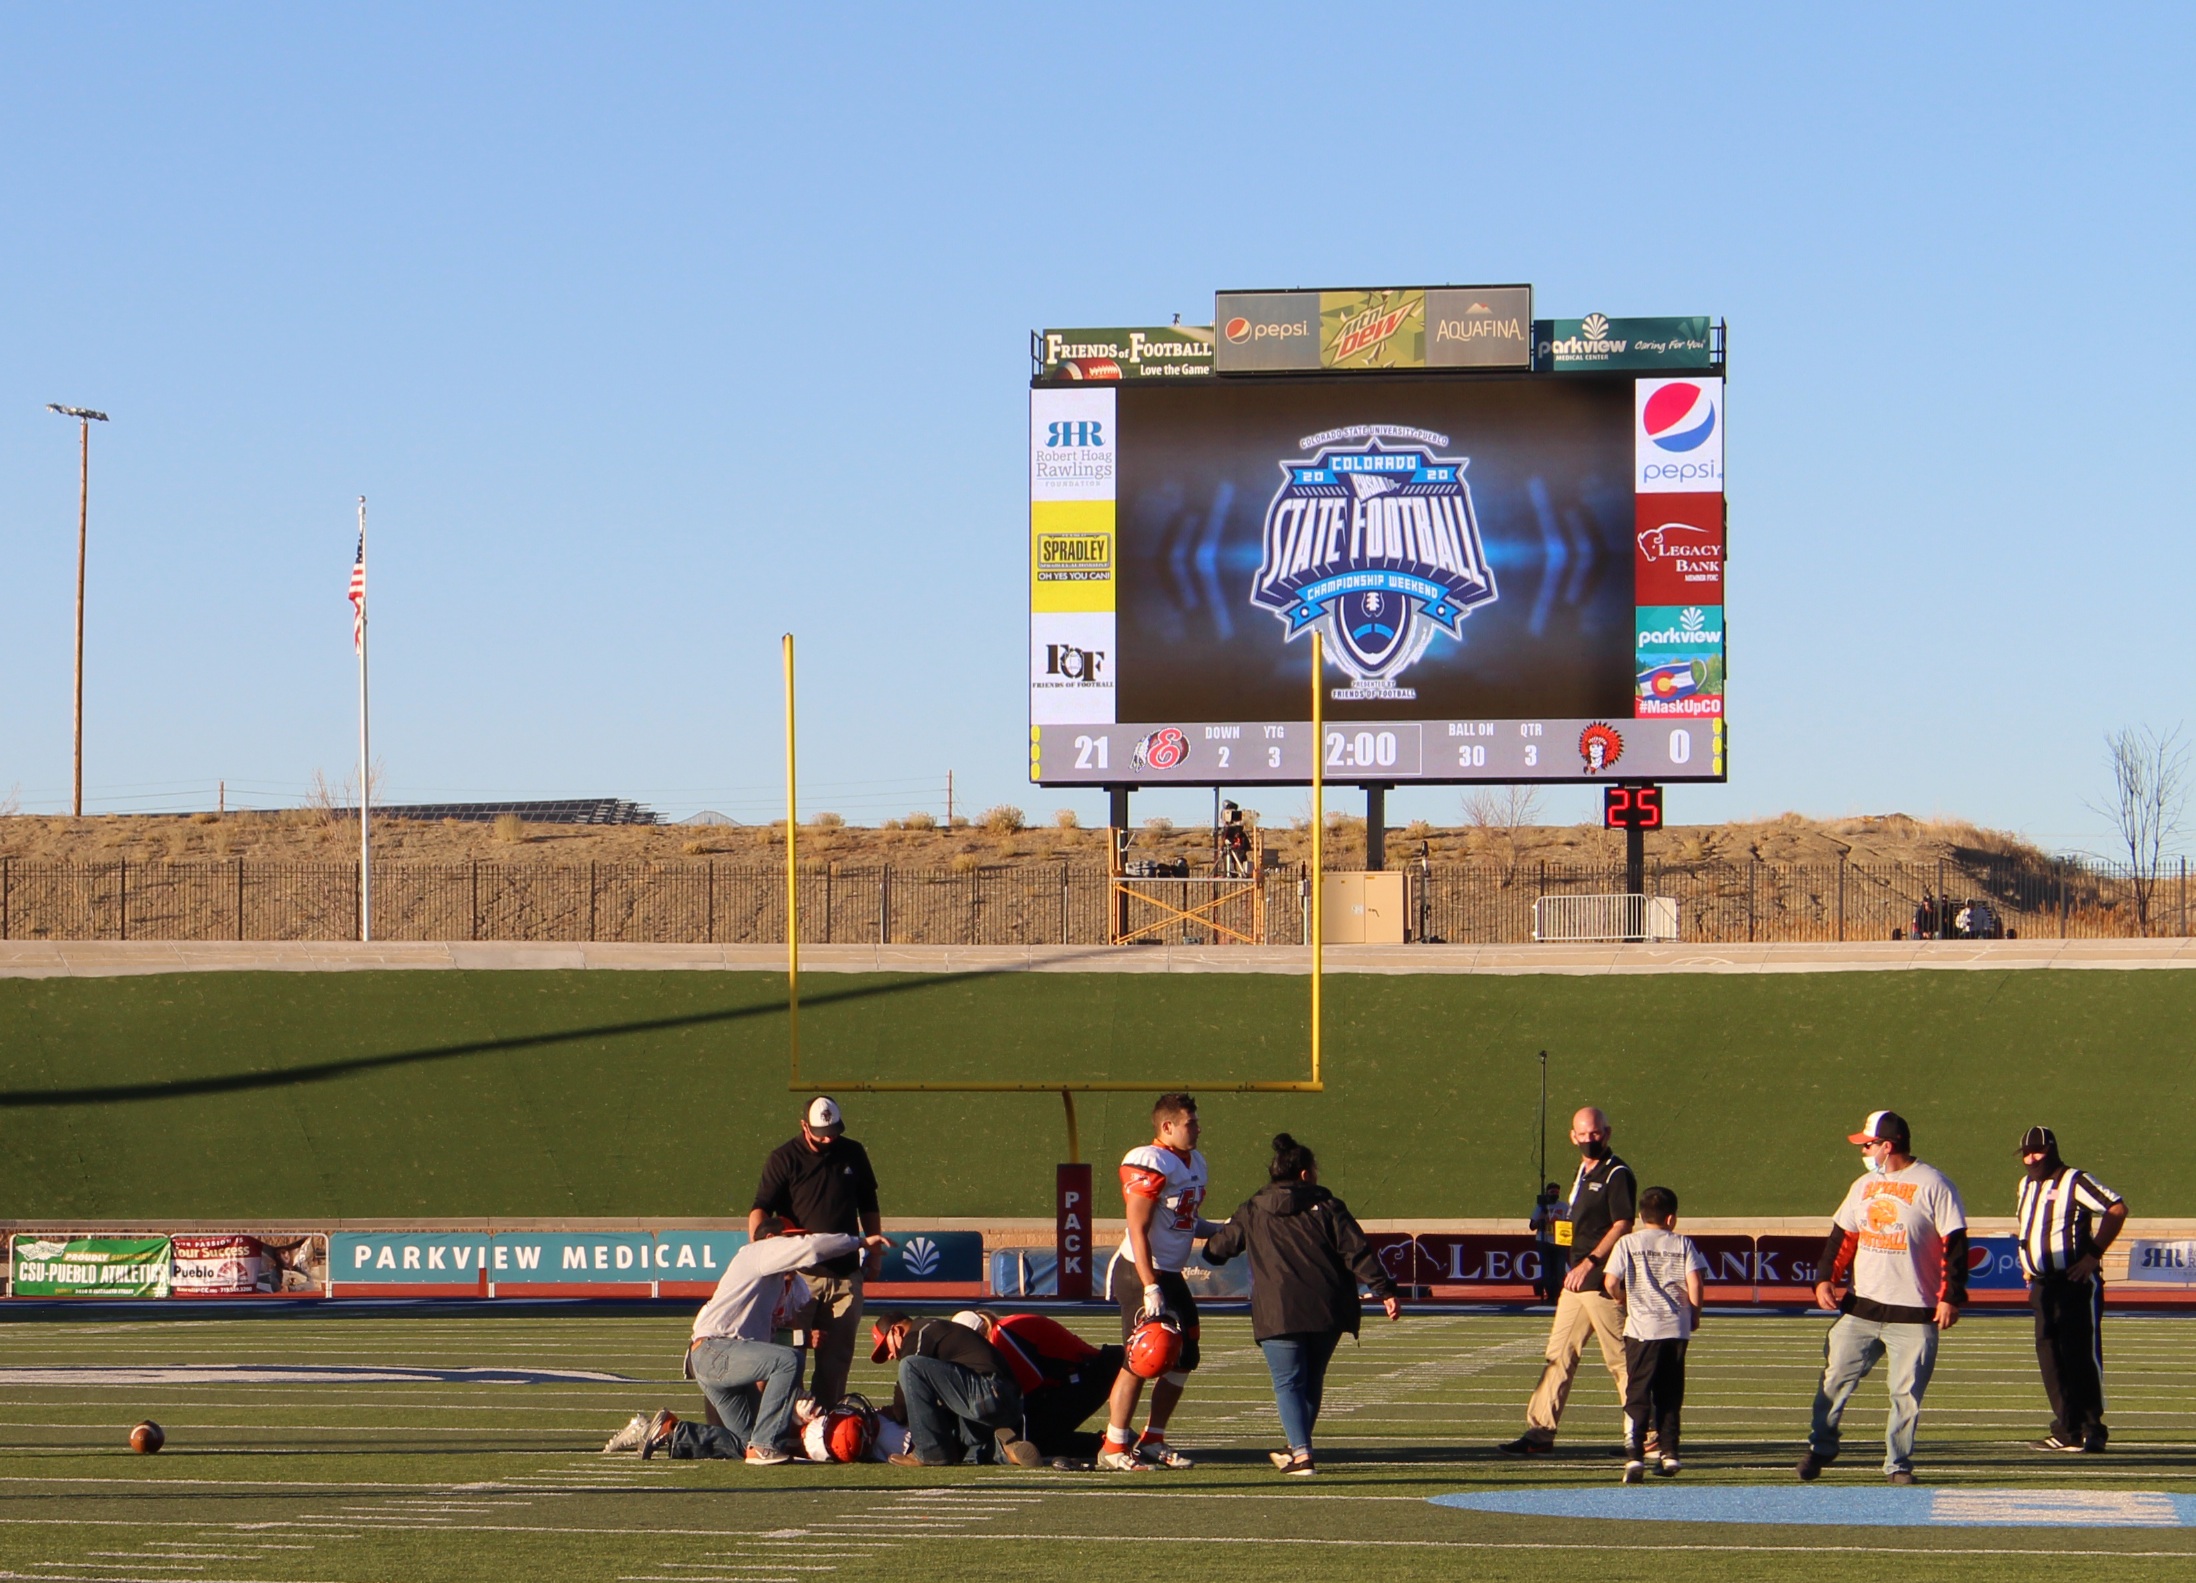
left=1099, top=1093, right=1218, bottom=1471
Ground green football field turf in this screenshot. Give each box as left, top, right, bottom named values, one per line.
left=0, top=967, right=2192, bottom=1219
left=5, top=1306, right=2196, bottom=1582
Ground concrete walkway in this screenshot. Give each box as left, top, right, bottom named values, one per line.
left=1, top=937, right=2194, bottom=977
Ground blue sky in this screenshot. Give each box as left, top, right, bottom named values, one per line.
left=1, top=6, right=2189, bottom=851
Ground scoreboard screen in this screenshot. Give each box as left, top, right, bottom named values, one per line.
left=1029, top=366, right=1725, bottom=787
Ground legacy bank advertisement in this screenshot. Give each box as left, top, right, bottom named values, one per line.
left=1029, top=376, right=1726, bottom=785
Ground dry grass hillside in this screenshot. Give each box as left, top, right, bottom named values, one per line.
left=0, top=807, right=2060, bottom=873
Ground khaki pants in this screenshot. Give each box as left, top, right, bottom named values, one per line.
left=1524, top=1286, right=1628, bottom=1442
left=801, top=1269, right=865, bottom=1406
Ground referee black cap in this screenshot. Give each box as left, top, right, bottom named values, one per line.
left=1847, top=1109, right=1910, bottom=1146
left=2019, top=1125, right=2058, bottom=1156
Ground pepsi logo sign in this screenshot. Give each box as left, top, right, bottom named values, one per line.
left=1636, top=377, right=1723, bottom=494
left=1224, top=317, right=1251, bottom=343
left=1642, top=382, right=1717, bottom=453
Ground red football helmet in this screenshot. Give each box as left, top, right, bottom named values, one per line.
left=1124, top=1316, right=1183, bottom=1380
left=821, top=1393, right=880, bottom=1463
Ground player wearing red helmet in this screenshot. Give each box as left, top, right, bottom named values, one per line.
left=1099, top=1093, right=1218, bottom=1472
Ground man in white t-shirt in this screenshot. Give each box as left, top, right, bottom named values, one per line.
left=1098, top=1092, right=1218, bottom=1472
left=1603, top=1185, right=1706, bottom=1483
left=1797, top=1110, right=1968, bottom=1485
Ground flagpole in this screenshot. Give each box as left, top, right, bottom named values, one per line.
left=357, top=496, right=371, bottom=943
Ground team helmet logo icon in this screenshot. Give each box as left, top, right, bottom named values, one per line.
left=1130, top=728, right=1189, bottom=771
left=1579, top=722, right=1624, bottom=775
left=1641, top=382, right=1717, bottom=453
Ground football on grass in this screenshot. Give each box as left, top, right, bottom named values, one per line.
left=129, top=1421, right=164, bottom=1454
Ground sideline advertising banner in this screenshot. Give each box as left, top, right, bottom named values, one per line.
left=12, top=1235, right=173, bottom=1298
left=1040, top=327, right=1214, bottom=381
left=1538, top=315, right=1716, bottom=371
left=172, top=1234, right=327, bottom=1296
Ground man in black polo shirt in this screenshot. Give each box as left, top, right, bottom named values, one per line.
left=750, top=1097, right=882, bottom=1406
left=1499, top=1105, right=1636, bottom=1455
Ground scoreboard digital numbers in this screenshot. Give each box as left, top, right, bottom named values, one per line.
left=1028, top=289, right=1726, bottom=788
left=1602, top=783, right=1664, bottom=830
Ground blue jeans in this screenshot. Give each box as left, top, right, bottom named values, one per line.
left=897, top=1354, right=1022, bottom=1464
left=1808, top=1314, right=1939, bottom=1474
left=664, top=1336, right=802, bottom=1460
left=1260, top=1332, right=1342, bottom=1453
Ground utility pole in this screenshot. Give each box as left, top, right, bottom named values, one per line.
left=47, top=404, right=109, bottom=818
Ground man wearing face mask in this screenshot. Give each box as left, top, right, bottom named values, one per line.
left=2016, top=1125, right=2126, bottom=1454
left=1498, top=1106, right=1635, bottom=1456
left=1797, top=1110, right=1967, bottom=1485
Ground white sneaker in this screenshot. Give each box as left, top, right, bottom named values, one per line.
left=1622, top=1459, right=1646, bottom=1485
left=1657, top=1456, right=1682, bottom=1478
left=602, top=1413, right=650, bottom=1454
left=1096, top=1447, right=1151, bottom=1472
left=1136, top=1439, right=1194, bottom=1470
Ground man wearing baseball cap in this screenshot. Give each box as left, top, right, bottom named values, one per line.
left=2016, top=1125, right=2127, bottom=1453
left=750, top=1096, right=883, bottom=1406
left=1797, top=1110, right=1968, bottom=1485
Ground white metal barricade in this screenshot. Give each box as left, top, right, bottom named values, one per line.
left=1531, top=893, right=1680, bottom=943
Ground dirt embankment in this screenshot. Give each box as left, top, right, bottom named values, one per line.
left=0, top=809, right=2057, bottom=873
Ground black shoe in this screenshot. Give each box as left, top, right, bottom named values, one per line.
left=1496, top=1436, right=1554, bottom=1458
left=1887, top=1470, right=1916, bottom=1486
left=2030, top=1434, right=2086, bottom=1453
left=1796, top=1449, right=1833, bottom=1481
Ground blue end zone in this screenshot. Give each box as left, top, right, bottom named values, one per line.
left=1431, top=1488, right=2196, bottom=1528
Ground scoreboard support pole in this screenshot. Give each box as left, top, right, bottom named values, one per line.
left=1310, top=632, right=1323, bottom=1091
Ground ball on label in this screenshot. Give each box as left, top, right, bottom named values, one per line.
left=129, top=1420, right=164, bottom=1455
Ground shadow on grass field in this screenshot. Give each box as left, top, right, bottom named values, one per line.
left=0, top=967, right=2191, bottom=1220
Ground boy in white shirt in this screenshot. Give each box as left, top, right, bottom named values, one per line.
left=1603, top=1185, right=1706, bottom=1484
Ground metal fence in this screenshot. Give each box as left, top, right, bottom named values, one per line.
left=0, top=855, right=2186, bottom=946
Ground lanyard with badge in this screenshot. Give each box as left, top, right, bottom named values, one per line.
left=1553, top=1159, right=1591, bottom=1248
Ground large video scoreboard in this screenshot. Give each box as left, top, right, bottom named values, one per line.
left=1029, top=289, right=1726, bottom=787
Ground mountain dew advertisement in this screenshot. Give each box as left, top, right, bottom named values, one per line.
left=1636, top=604, right=1724, bottom=718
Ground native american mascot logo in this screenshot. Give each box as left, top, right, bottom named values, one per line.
left=1248, top=429, right=1498, bottom=699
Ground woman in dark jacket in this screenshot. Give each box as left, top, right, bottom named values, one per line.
left=1201, top=1133, right=1400, bottom=1474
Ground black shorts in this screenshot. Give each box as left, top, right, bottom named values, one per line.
left=1110, top=1260, right=1201, bottom=1373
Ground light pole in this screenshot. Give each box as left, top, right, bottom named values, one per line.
left=47, top=404, right=109, bottom=818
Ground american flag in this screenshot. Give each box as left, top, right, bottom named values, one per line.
left=348, top=532, right=366, bottom=653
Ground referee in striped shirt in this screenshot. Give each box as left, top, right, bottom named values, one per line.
left=2016, top=1125, right=2128, bottom=1454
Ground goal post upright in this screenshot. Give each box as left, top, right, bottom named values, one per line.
left=784, top=632, right=801, bottom=1089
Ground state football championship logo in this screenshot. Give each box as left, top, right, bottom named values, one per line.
left=1248, top=428, right=1498, bottom=700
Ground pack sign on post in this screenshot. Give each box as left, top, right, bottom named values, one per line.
left=1056, top=1164, right=1094, bottom=1300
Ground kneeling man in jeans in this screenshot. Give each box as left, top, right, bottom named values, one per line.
left=645, top=1221, right=888, bottom=1463
left=1799, top=1110, right=1968, bottom=1485
left=871, top=1313, right=1041, bottom=1468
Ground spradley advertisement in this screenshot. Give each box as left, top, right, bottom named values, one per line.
left=1040, top=326, right=1214, bottom=381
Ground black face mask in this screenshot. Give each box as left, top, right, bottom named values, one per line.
left=2024, top=1152, right=2062, bottom=1183
left=1579, top=1137, right=1611, bottom=1161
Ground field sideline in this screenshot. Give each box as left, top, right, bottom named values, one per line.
left=3, top=1307, right=2196, bottom=1582
left=0, top=967, right=2192, bottom=1220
